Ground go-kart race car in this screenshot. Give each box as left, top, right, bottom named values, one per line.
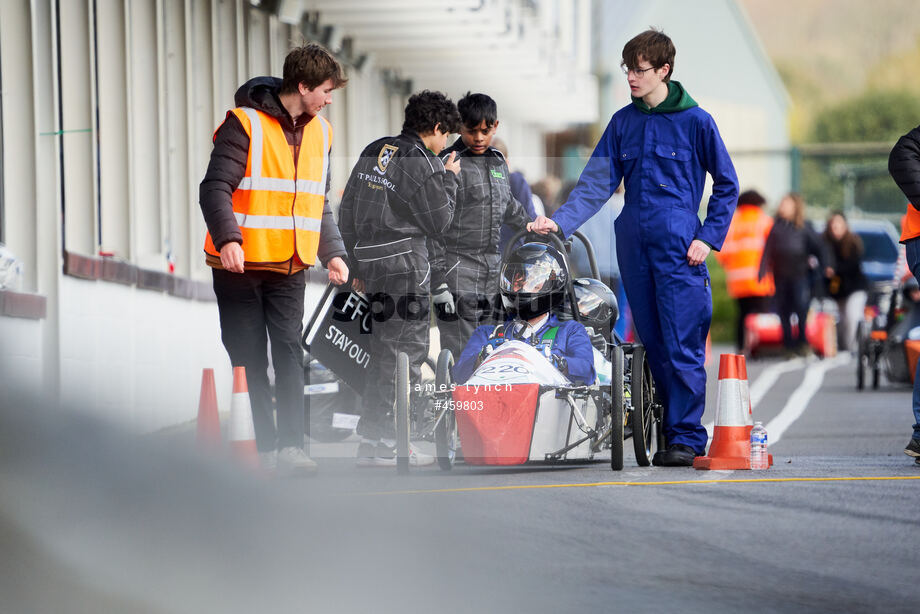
left=856, top=276, right=920, bottom=390
left=392, top=230, right=664, bottom=474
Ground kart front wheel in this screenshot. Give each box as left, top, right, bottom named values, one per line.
left=609, top=345, right=624, bottom=471
left=631, top=346, right=660, bottom=467
left=434, top=349, right=458, bottom=471
left=395, top=352, right=411, bottom=475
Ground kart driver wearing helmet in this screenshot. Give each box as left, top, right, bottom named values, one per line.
left=452, top=243, right=596, bottom=385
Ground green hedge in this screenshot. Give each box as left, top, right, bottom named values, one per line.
left=707, top=254, right=735, bottom=344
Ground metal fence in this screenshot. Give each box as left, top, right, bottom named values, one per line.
left=732, top=142, right=904, bottom=223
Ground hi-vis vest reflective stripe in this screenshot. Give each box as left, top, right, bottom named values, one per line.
left=715, top=205, right=774, bottom=298
left=900, top=203, right=920, bottom=243
left=204, top=106, right=330, bottom=265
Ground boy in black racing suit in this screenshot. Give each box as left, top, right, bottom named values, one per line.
left=431, top=93, right=532, bottom=360
left=339, top=91, right=461, bottom=467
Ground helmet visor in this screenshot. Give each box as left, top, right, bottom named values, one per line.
left=500, top=257, right=563, bottom=294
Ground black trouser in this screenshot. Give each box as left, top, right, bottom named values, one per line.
left=735, top=295, right=770, bottom=351
left=774, top=277, right=810, bottom=350
left=212, top=268, right=305, bottom=452
left=359, top=250, right=431, bottom=441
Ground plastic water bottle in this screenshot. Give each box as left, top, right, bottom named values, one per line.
left=750, top=422, right=768, bottom=470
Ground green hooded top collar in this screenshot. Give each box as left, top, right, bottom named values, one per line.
left=631, top=81, right=698, bottom=114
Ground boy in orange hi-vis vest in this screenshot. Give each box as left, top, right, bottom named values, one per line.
left=200, top=44, right=349, bottom=476
left=715, top=189, right=774, bottom=352
left=889, top=124, right=920, bottom=466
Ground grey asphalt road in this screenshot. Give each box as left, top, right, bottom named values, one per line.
left=2, top=348, right=918, bottom=613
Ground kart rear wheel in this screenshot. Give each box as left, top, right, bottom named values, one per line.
left=856, top=321, right=867, bottom=391
left=395, top=352, right=411, bottom=475
left=631, top=346, right=659, bottom=467
left=434, top=349, right=458, bottom=471
left=609, top=345, right=624, bottom=471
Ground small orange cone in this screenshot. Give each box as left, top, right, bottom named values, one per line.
left=196, top=368, right=221, bottom=448
left=806, top=311, right=837, bottom=358
left=229, top=366, right=259, bottom=468
left=694, top=354, right=772, bottom=470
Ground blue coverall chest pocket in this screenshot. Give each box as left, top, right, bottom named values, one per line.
left=654, top=144, right=692, bottom=162
left=651, top=144, right=693, bottom=195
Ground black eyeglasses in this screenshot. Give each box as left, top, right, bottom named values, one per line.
left=621, top=65, right=656, bottom=77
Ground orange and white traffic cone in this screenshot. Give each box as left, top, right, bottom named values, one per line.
left=694, top=354, right=772, bottom=470
left=196, top=368, right=221, bottom=448
left=229, top=366, right=259, bottom=469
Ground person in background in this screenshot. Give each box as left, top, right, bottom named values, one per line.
left=888, top=124, right=920, bottom=466
left=715, top=189, right=775, bottom=353
left=822, top=210, right=867, bottom=352
left=531, top=176, right=561, bottom=217
left=199, top=43, right=349, bottom=475
left=493, top=138, right=538, bottom=253
left=758, top=193, right=826, bottom=357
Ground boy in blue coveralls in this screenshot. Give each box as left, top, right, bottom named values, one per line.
left=453, top=242, right=595, bottom=386
left=530, top=29, right=739, bottom=466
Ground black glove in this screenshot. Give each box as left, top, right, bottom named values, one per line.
left=550, top=353, right=568, bottom=375
left=431, top=283, right=455, bottom=316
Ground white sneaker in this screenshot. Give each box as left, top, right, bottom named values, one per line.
left=355, top=440, right=434, bottom=467
left=277, top=446, right=318, bottom=476
left=407, top=444, right=435, bottom=467
left=259, top=450, right=278, bottom=471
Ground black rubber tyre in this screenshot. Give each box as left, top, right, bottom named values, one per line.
left=395, top=352, right=411, bottom=475
left=609, top=345, right=625, bottom=471
left=856, top=321, right=867, bottom=391
left=631, top=346, right=659, bottom=467
left=434, top=349, right=458, bottom=470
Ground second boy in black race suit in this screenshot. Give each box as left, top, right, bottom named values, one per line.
left=432, top=93, right=532, bottom=359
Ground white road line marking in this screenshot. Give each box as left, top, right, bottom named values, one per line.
left=749, top=357, right=807, bottom=409
left=765, top=353, right=851, bottom=445
left=704, top=356, right=825, bottom=438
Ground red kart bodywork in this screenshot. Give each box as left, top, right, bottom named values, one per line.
left=744, top=311, right=837, bottom=357
left=452, top=384, right=540, bottom=465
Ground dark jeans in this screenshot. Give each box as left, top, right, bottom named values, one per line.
left=735, top=295, right=771, bottom=352
left=212, top=268, right=305, bottom=452
left=774, top=277, right=810, bottom=350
